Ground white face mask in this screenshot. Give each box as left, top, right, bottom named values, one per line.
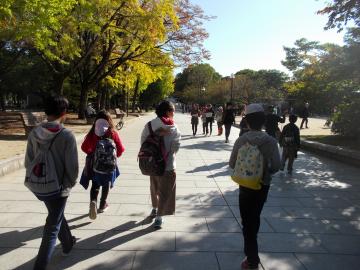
left=94, top=119, right=109, bottom=136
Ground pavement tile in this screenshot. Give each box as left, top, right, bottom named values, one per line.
left=0, top=247, right=38, bottom=270
left=295, top=253, right=360, bottom=270
left=101, top=230, right=175, bottom=251
left=311, top=234, right=360, bottom=255
left=259, top=253, right=306, bottom=270
left=49, top=249, right=135, bottom=270
left=176, top=232, right=243, bottom=252
left=133, top=251, right=219, bottom=270
left=258, top=233, right=326, bottom=253
left=265, top=217, right=339, bottom=234
left=206, top=217, right=241, bottom=233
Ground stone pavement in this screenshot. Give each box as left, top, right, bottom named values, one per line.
left=1, top=112, right=360, bottom=270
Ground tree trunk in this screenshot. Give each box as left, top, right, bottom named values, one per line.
left=100, top=88, right=106, bottom=110
left=105, top=90, right=110, bottom=110
left=0, top=93, right=5, bottom=111
left=52, top=73, right=66, bottom=95
left=78, top=85, right=89, bottom=119
left=131, top=78, right=140, bottom=113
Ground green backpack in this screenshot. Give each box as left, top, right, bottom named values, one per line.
left=231, top=142, right=264, bottom=190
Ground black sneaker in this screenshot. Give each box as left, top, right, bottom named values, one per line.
left=98, top=201, right=109, bottom=213
left=149, top=208, right=157, bottom=218
left=62, top=236, right=76, bottom=256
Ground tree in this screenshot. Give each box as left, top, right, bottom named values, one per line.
left=318, top=0, right=360, bottom=32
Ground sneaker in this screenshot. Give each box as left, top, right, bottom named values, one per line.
left=225, top=139, right=229, bottom=143
left=62, top=236, right=76, bottom=256
left=89, top=201, right=97, bottom=220
left=98, top=201, right=109, bottom=213
left=149, top=208, right=157, bottom=218
left=287, top=170, right=293, bottom=175
left=241, top=258, right=259, bottom=270
left=153, top=216, right=163, bottom=229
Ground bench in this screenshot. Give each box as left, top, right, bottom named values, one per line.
left=115, top=108, right=125, bottom=119
left=20, top=111, right=46, bottom=136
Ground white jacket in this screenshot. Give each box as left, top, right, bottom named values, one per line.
left=141, top=117, right=181, bottom=171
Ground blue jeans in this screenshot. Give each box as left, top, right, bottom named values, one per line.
left=33, top=196, right=73, bottom=270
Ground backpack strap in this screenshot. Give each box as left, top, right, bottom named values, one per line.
left=148, top=121, right=155, bottom=137
left=48, top=129, right=64, bottom=150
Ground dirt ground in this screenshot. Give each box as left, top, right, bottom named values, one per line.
left=0, top=113, right=138, bottom=161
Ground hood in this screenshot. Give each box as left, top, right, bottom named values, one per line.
left=33, top=121, right=64, bottom=145
left=242, top=130, right=271, bottom=147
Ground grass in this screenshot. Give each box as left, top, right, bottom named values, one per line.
left=302, top=135, right=360, bottom=151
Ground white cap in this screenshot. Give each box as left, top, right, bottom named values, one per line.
left=94, top=118, right=109, bottom=136
left=244, top=103, right=264, bottom=115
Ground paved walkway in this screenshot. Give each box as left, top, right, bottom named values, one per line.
left=0, top=113, right=360, bottom=270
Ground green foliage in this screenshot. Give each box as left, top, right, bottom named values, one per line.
left=331, top=94, right=360, bottom=138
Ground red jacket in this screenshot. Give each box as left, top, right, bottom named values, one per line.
left=81, top=130, right=125, bottom=157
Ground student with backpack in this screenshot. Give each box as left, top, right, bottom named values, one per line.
left=24, top=95, right=79, bottom=270
left=139, top=101, right=181, bottom=229
left=279, top=114, right=300, bottom=174
left=81, top=110, right=125, bottom=220
left=229, top=104, right=280, bottom=270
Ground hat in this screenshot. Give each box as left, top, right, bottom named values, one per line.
left=94, top=118, right=109, bottom=136
left=244, top=103, right=264, bottom=115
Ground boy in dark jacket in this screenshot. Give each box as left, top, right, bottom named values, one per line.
left=229, top=104, right=280, bottom=270
left=279, top=114, right=300, bottom=174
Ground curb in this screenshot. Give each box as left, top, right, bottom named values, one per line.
left=301, top=139, right=360, bottom=167
left=0, top=115, right=143, bottom=177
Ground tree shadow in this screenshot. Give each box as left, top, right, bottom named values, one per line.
left=181, top=140, right=233, bottom=152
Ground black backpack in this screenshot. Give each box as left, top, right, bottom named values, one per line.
left=138, top=122, right=166, bottom=176
left=93, top=137, right=117, bottom=174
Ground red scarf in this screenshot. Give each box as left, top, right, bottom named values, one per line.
left=160, top=117, right=174, bottom=125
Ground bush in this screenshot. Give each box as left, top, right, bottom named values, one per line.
left=331, top=95, right=360, bottom=139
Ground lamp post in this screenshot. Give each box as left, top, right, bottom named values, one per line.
left=230, top=73, right=234, bottom=102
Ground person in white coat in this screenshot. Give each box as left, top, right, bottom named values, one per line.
left=140, top=101, right=181, bottom=229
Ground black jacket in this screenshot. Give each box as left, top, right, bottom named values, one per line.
left=223, top=109, right=235, bottom=125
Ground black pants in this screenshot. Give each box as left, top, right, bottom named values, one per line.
left=90, top=181, right=110, bottom=204
left=192, top=123, right=198, bottom=135
left=300, top=117, right=308, bottom=128
left=239, top=185, right=270, bottom=266
left=205, top=118, right=213, bottom=134
left=224, top=123, right=232, bottom=140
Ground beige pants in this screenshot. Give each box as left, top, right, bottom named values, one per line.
left=150, top=170, right=176, bottom=216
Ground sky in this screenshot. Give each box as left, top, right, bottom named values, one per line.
left=187, top=0, right=345, bottom=76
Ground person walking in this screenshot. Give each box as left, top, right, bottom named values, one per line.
left=190, top=104, right=200, bottom=136
left=205, top=104, right=215, bottom=136
left=229, top=104, right=280, bottom=270
left=264, top=105, right=285, bottom=139
left=140, top=101, right=181, bottom=229
left=25, top=95, right=79, bottom=270
left=300, top=102, right=310, bottom=129
left=215, top=106, right=224, bottom=136
left=279, top=114, right=300, bottom=175
left=201, top=106, right=207, bottom=135
left=223, top=102, right=236, bottom=143
left=81, top=110, right=125, bottom=220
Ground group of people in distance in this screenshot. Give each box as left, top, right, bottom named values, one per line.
left=190, top=102, right=236, bottom=142
left=24, top=95, right=302, bottom=270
